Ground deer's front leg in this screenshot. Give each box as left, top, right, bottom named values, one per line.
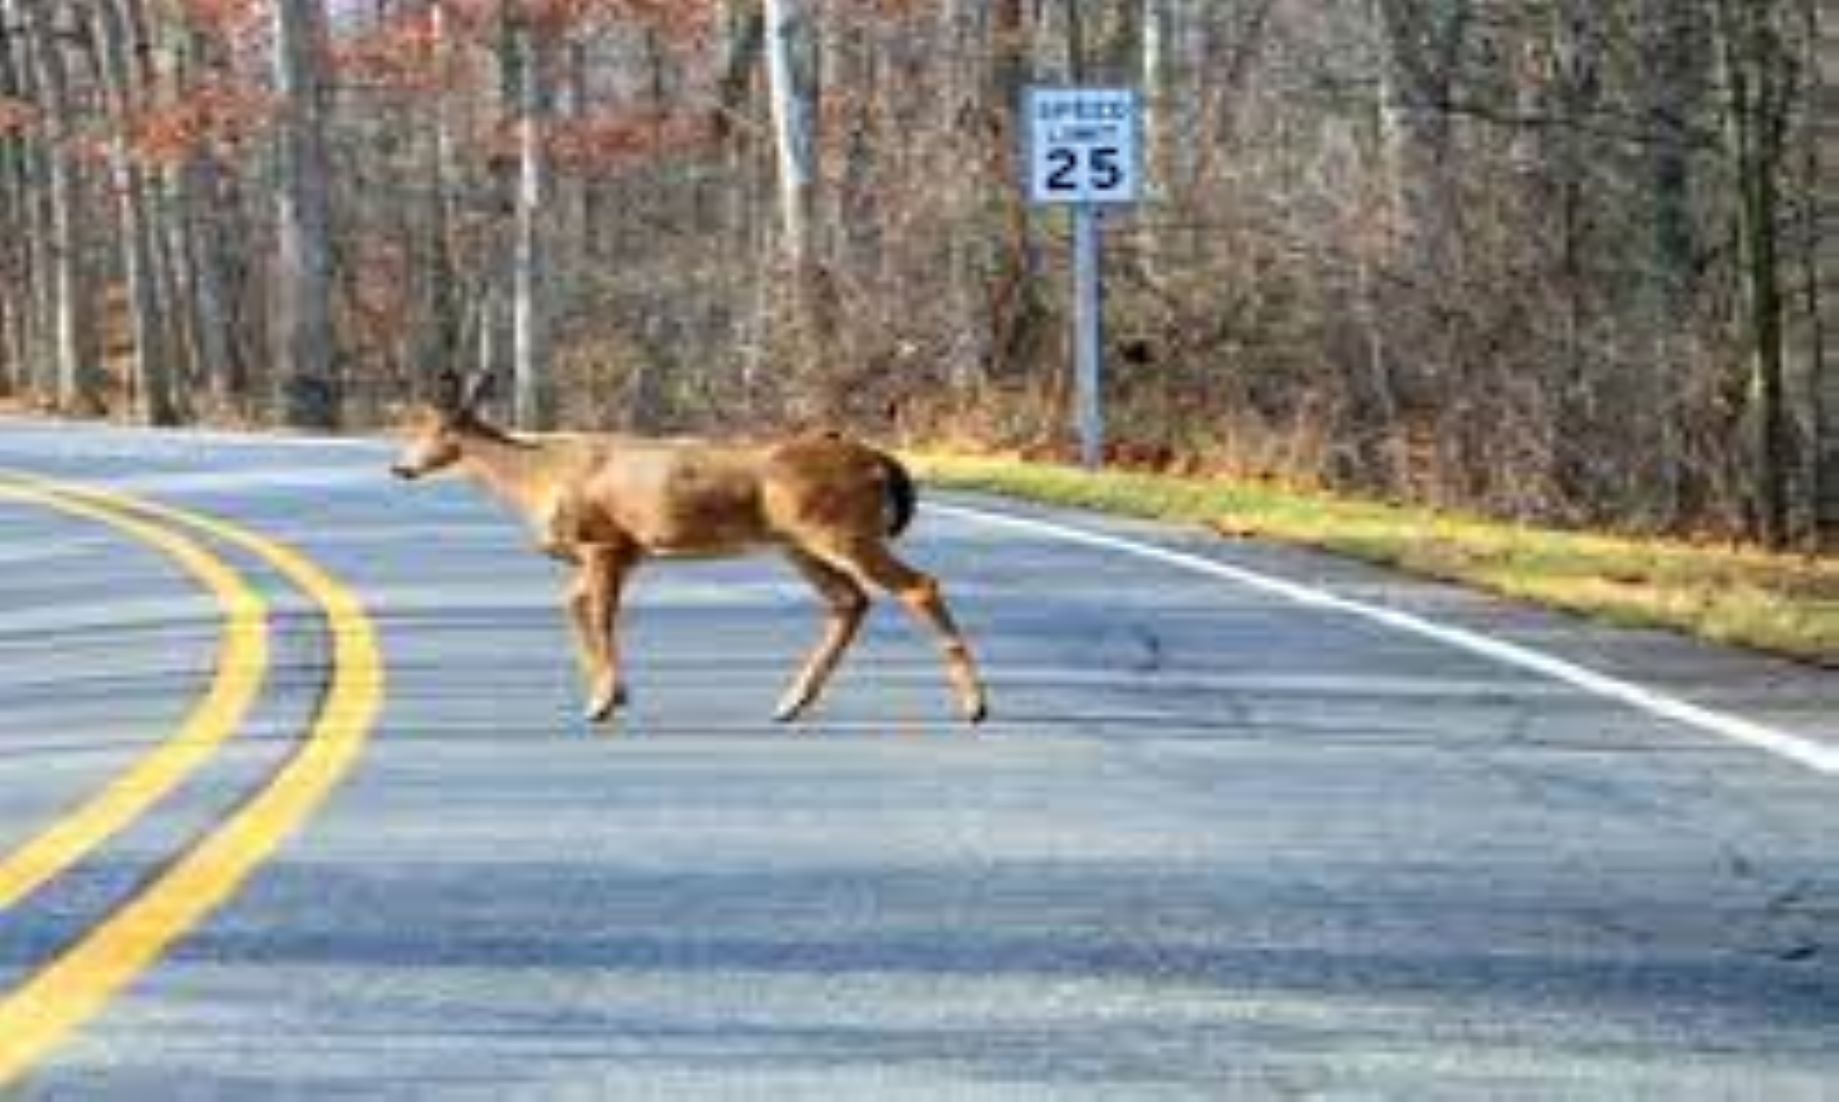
left=569, top=544, right=636, bottom=725
left=537, top=492, right=582, bottom=563
left=565, top=570, right=611, bottom=719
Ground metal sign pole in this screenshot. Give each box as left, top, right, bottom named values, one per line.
left=1024, top=86, right=1139, bottom=471
left=1074, top=204, right=1104, bottom=470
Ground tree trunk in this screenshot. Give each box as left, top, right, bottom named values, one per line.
left=764, top=0, right=816, bottom=267
left=1373, top=0, right=1470, bottom=276
left=1645, top=0, right=1707, bottom=305
left=1062, top=0, right=1088, bottom=79
left=5, top=0, right=56, bottom=401
left=0, top=8, right=31, bottom=397
left=987, top=0, right=1046, bottom=383
left=763, top=0, right=835, bottom=413
left=93, top=0, right=180, bottom=424
left=1717, top=0, right=1793, bottom=547
left=272, top=0, right=338, bottom=428
left=1139, top=0, right=1172, bottom=278
left=406, top=0, right=459, bottom=404
left=19, top=0, right=103, bottom=415
left=508, top=14, right=555, bottom=430
left=180, top=153, right=240, bottom=408
left=1641, top=0, right=1710, bottom=527
left=166, top=16, right=231, bottom=411
left=715, top=0, right=764, bottom=143
left=1805, top=0, right=1835, bottom=542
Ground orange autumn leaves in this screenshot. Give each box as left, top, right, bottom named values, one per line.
left=8, top=0, right=723, bottom=173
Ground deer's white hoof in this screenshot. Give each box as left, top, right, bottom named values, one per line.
left=773, top=691, right=812, bottom=724
left=585, top=684, right=629, bottom=724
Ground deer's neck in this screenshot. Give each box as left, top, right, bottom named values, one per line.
left=457, top=431, right=571, bottom=521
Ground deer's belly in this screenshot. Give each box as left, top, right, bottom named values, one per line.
left=643, top=534, right=783, bottom=560
left=627, top=489, right=777, bottom=559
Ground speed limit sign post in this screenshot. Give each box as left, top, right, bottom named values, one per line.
left=1026, top=87, right=1142, bottom=469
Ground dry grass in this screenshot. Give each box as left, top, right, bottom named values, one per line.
left=911, top=453, right=1838, bottom=667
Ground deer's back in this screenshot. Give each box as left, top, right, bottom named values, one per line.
left=576, top=433, right=899, bottom=557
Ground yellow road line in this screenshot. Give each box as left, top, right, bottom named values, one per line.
left=0, top=482, right=270, bottom=912
left=0, top=478, right=385, bottom=1086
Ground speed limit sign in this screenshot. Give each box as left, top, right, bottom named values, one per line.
left=1025, top=87, right=1141, bottom=206
left=1022, top=86, right=1143, bottom=469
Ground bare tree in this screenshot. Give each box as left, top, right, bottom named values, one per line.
left=16, top=0, right=102, bottom=414
left=92, top=0, right=180, bottom=424
left=1715, top=0, right=1796, bottom=546
left=507, top=6, right=555, bottom=429
left=762, top=0, right=837, bottom=413
left=1802, top=0, right=1834, bottom=542
left=272, top=0, right=338, bottom=428
left=0, top=6, right=34, bottom=397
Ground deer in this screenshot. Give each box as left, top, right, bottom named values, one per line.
left=389, top=370, right=988, bottom=728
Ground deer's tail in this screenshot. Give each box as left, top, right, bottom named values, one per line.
left=880, top=452, right=918, bottom=539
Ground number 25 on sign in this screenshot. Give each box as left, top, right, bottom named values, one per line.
left=1026, top=87, right=1141, bottom=206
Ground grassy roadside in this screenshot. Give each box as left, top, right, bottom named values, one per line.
left=909, top=453, right=1839, bottom=668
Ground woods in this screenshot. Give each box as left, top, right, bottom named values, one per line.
left=0, top=0, right=1829, bottom=547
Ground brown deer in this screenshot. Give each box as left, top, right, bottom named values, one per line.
left=389, top=370, right=987, bottom=727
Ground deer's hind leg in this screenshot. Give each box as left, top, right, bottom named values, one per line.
left=775, top=548, right=870, bottom=723
left=815, top=538, right=988, bottom=724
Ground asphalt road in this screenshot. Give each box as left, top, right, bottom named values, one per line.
left=0, top=419, right=1834, bottom=1099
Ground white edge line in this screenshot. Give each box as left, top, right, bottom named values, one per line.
left=929, top=502, right=1839, bottom=777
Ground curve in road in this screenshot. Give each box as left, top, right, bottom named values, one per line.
left=0, top=476, right=271, bottom=910
left=0, top=476, right=385, bottom=1087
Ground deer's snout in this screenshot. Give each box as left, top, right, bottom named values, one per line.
left=391, top=434, right=460, bottom=481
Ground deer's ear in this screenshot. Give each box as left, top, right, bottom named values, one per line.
left=432, top=368, right=465, bottom=412
left=461, top=369, right=496, bottom=414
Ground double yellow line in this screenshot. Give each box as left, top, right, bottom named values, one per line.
left=0, top=474, right=384, bottom=1085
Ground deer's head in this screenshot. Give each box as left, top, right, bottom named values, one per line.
left=390, top=369, right=493, bottom=480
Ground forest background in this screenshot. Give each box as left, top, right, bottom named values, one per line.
left=0, top=0, right=1831, bottom=551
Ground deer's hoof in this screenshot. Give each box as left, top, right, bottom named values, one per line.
left=963, top=697, right=989, bottom=725
left=585, top=685, right=629, bottom=724
left=774, top=681, right=821, bottom=723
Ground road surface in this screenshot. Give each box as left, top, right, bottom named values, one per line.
left=0, top=419, right=1834, bottom=1098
